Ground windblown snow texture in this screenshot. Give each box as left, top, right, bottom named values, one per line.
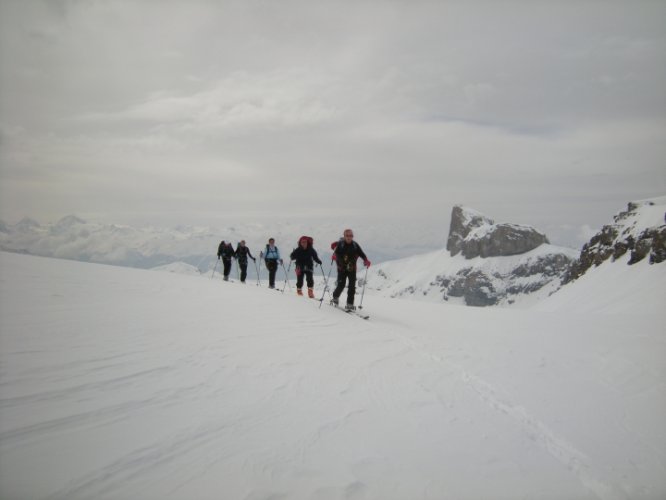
left=1, top=251, right=664, bottom=500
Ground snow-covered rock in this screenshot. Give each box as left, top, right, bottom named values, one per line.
left=447, top=205, right=549, bottom=259
left=566, top=196, right=666, bottom=282
left=367, top=244, right=578, bottom=307
left=369, top=206, right=575, bottom=307
left=446, top=205, right=494, bottom=256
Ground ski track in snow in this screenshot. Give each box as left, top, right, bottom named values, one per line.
left=382, top=330, right=625, bottom=500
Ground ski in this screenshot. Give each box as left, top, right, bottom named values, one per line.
left=348, top=310, right=370, bottom=320
left=328, top=302, right=369, bottom=320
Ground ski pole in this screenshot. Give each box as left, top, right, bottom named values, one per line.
left=281, top=261, right=292, bottom=293
left=358, top=266, right=369, bottom=310
left=318, top=259, right=334, bottom=308
left=254, top=259, right=261, bottom=286
left=211, top=258, right=219, bottom=279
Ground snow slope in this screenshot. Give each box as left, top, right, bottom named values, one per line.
left=1, top=251, right=665, bottom=500
left=536, top=252, right=666, bottom=314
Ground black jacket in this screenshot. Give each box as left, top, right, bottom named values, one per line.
left=217, top=242, right=235, bottom=261
left=235, top=245, right=255, bottom=264
left=290, top=246, right=322, bottom=271
left=332, top=239, right=367, bottom=272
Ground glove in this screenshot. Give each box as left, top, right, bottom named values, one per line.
left=260, top=251, right=264, bottom=259
left=331, top=254, right=337, bottom=261
left=252, top=257, right=256, bottom=262
left=364, top=259, right=371, bottom=267
left=279, top=259, right=283, bottom=265
left=217, top=256, right=220, bottom=260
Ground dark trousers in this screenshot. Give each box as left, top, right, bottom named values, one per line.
left=239, top=260, right=248, bottom=282
left=333, top=268, right=356, bottom=304
left=222, top=259, right=232, bottom=277
left=266, top=260, right=278, bottom=287
left=296, top=266, right=314, bottom=289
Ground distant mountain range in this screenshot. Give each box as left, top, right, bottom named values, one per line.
left=0, top=216, right=441, bottom=272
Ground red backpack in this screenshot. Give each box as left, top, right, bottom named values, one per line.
left=298, top=235, right=314, bottom=248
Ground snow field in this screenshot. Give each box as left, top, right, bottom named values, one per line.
left=1, top=251, right=665, bottom=499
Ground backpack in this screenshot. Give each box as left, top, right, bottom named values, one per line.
left=337, top=238, right=358, bottom=251
left=298, top=235, right=314, bottom=249
left=265, top=244, right=279, bottom=259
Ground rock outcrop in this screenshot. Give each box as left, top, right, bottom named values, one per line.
left=370, top=205, right=577, bottom=307
left=446, top=206, right=494, bottom=256
left=447, top=206, right=549, bottom=259
left=429, top=251, right=575, bottom=306
left=566, top=199, right=666, bottom=282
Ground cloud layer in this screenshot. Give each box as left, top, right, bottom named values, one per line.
left=1, top=0, right=664, bottom=248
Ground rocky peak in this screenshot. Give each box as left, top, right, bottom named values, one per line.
left=567, top=197, right=666, bottom=282
left=447, top=205, right=549, bottom=259
left=446, top=206, right=494, bottom=256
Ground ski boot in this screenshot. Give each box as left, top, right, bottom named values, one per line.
left=308, top=288, right=315, bottom=299
left=297, top=288, right=303, bottom=296
left=345, top=303, right=356, bottom=312
left=330, top=297, right=339, bottom=306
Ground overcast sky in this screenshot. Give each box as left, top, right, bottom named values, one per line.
left=1, top=0, right=665, bottom=248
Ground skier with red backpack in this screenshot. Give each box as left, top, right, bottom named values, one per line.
left=289, top=236, right=323, bottom=298
left=331, top=229, right=371, bottom=310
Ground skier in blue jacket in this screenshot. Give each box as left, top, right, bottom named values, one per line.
left=260, top=238, right=283, bottom=289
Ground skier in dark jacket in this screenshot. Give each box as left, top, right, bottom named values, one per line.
left=260, top=238, right=283, bottom=289
left=331, top=229, right=370, bottom=310
left=235, top=240, right=256, bottom=283
left=289, top=236, right=322, bottom=298
left=217, top=240, right=236, bottom=281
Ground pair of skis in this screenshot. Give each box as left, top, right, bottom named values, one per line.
left=326, top=300, right=369, bottom=320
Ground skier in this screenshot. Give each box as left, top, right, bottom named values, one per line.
left=260, top=237, right=283, bottom=289
left=330, top=229, right=371, bottom=310
left=217, top=240, right=236, bottom=281
left=289, top=236, right=322, bottom=298
left=235, top=240, right=256, bottom=283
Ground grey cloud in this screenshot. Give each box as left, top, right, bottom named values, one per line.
left=1, top=0, right=665, bottom=247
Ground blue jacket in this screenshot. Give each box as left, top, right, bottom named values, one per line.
left=263, top=245, right=281, bottom=261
